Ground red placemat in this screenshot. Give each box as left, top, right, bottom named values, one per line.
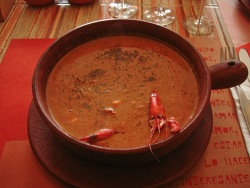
left=0, top=39, right=55, bottom=156
left=1, top=39, right=250, bottom=187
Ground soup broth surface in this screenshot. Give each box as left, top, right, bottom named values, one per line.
left=46, top=36, right=199, bottom=149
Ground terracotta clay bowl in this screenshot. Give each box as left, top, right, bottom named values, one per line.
left=32, top=19, right=247, bottom=165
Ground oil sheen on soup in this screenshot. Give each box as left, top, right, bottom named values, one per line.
left=46, top=36, right=199, bottom=149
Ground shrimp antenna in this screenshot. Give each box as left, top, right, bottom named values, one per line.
left=148, top=127, right=160, bottom=163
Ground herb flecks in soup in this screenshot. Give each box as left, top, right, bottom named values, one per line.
left=46, top=36, right=198, bottom=149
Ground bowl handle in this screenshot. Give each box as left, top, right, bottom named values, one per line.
left=209, top=60, right=248, bottom=89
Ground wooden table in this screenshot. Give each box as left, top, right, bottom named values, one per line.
left=0, top=0, right=250, bottom=187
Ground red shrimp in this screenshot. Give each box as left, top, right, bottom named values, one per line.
left=80, top=128, right=117, bottom=143
left=148, top=92, right=167, bottom=161
left=148, top=91, right=181, bottom=161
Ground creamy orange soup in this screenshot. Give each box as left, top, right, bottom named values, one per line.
left=46, top=36, right=198, bottom=149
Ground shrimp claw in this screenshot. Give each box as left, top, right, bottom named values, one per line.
left=167, top=117, right=181, bottom=133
